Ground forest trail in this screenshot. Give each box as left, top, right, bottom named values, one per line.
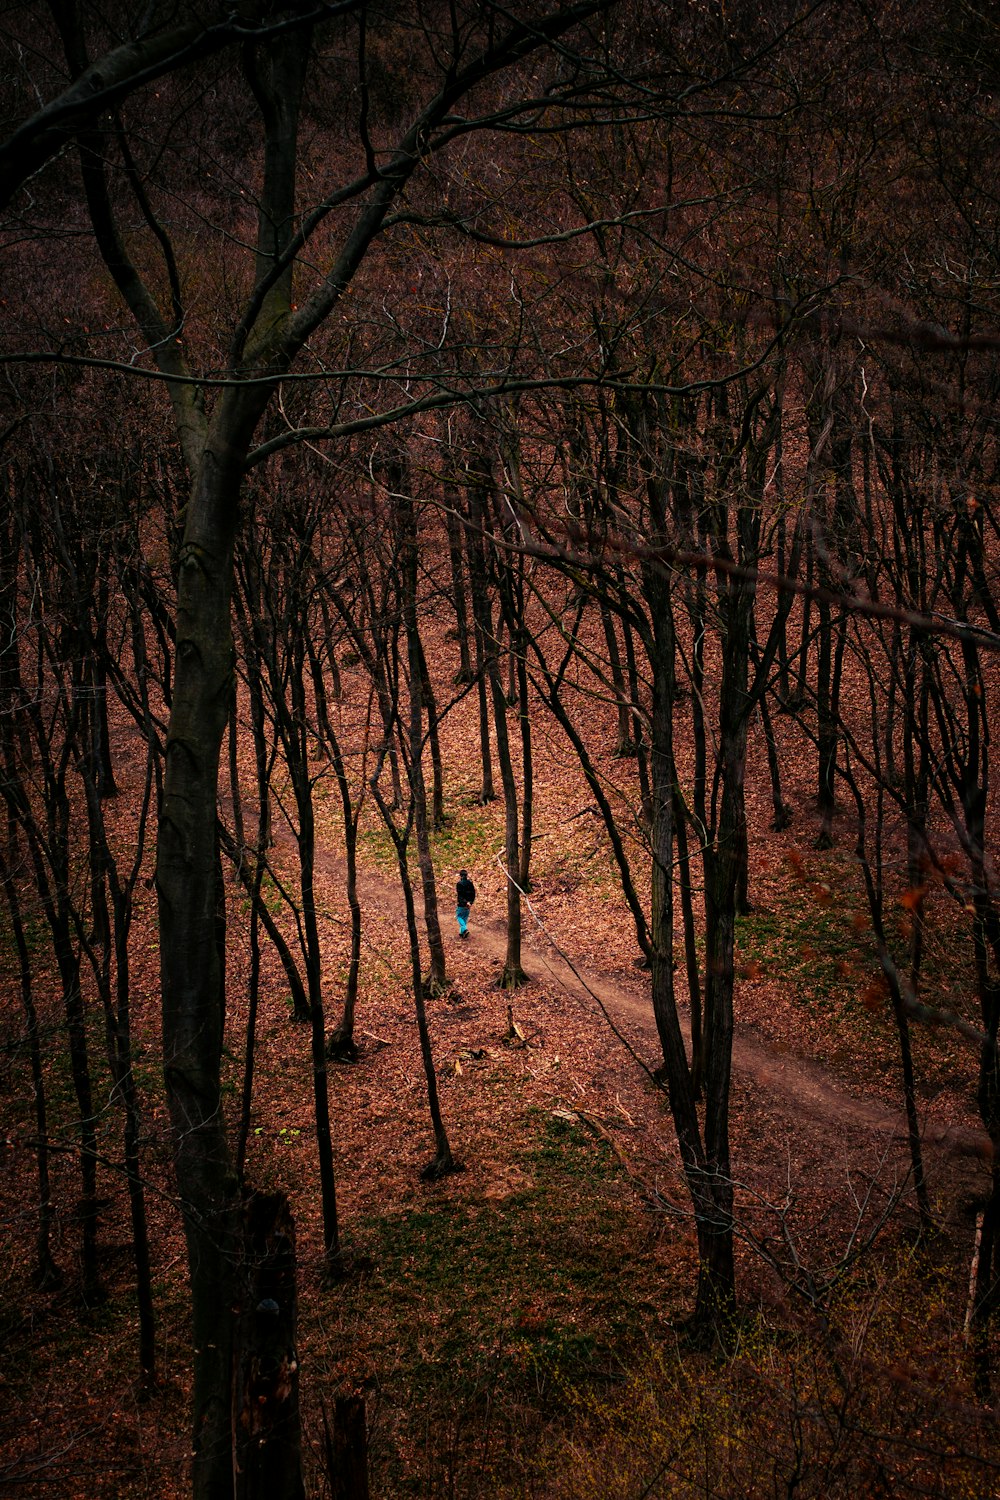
left=462, top=890, right=988, bottom=1161
left=266, top=810, right=989, bottom=1184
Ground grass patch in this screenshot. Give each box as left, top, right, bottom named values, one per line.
left=429, top=797, right=502, bottom=873
left=737, top=858, right=872, bottom=1012
left=328, top=1109, right=667, bottom=1468
left=357, top=793, right=502, bottom=880
left=508, top=1248, right=995, bottom=1500
left=315, top=1106, right=676, bottom=1496
left=356, top=822, right=400, bottom=875
left=738, top=850, right=977, bottom=1028
left=735, top=851, right=980, bottom=1093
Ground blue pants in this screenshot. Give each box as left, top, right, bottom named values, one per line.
left=456, top=904, right=470, bottom=936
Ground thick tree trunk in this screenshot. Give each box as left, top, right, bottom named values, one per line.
left=326, top=1396, right=370, bottom=1500
left=158, top=428, right=289, bottom=1500
left=233, top=1192, right=304, bottom=1500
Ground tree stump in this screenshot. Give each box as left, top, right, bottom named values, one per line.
left=324, top=1394, right=370, bottom=1500
left=234, top=1191, right=304, bottom=1500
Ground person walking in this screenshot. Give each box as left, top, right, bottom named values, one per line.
left=456, top=869, right=476, bottom=939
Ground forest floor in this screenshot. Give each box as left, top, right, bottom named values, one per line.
left=2, top=616, right=998, bottom=1497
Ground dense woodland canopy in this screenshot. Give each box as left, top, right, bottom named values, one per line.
left=4, top=0, right=1000, bottom=1495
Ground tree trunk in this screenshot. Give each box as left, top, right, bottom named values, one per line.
left=0, top=843, right=60, bottom=1288
left=615, top=563, right=652, bottom=824
left=237, top=853, right=265, bottom=1182
left=673, top=788, right=703, bottom=1097
left=442, top=479, right=474, bottom=683
left=157, top=432, right=259, bottom=1500
left=601, top=600, right=635, bottom=756
left=286, top=617, right=341, bottom=1268
left=468, top=470, right=526, bottom=987
left=398, top=484, right=448, bottom=995
left=515, top=641, right=533, bottom=895
left=321, top=718, right=362, bottom=1063
left=758, top=683, right=791, bottom=830
left=792, top=539, right=813, bottom=708
left=463, top=465, right=497, bottom=804
left=326, top=1396, right=370, bottom=1500
left=489, top=655, right=528, bottom=988
left=228, top=681, right=246, bottom=878
left=417, top=632, right=446, bottom=833
left=82, top=757, right=158, bottom=1382
left=815, top=594, right=846, bottom=848
left=297, top=789, right=341, bottom=1268
left=233, top=1192, right=304, bottom=1500
left=373, top=778, right=457, bottom=1180
left=54, top=925, right=103, bottom=1304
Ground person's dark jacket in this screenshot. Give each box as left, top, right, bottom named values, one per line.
left=456, top=876, right=476, bottom=908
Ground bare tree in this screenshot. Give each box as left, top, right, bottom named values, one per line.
left=1, top=4, right=632, bottom=1488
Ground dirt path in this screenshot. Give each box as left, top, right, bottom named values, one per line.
left=469, top=896, right=987, bottom=1159
left=268, top=812, right=988, bottom=1173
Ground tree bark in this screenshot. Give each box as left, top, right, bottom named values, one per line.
left=233, top=1192, right=304, bottom=1500
left=326, top=1396, right=370, bottom=1500
left=157, top=428, right=258, bottom=1500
